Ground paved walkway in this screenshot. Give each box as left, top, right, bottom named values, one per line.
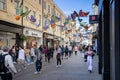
left=1, top=51, right=102, bottom=80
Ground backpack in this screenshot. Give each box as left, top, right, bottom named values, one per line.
left=0, top=54, right=9, bottom=73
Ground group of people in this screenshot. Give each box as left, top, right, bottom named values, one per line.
left=0, top=43, right=96, bottom=80
left=0, top=44, right=43, bottom=80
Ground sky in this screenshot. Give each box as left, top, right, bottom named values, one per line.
left=54, top=0, right=94, bottom=27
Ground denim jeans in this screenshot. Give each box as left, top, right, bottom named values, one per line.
left=35, top=60, right=42, bottom=72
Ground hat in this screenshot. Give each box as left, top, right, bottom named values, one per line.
left=2, top=46, right=9, bottom=52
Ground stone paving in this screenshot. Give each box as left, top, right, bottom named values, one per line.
left=1, top=51, right=102, bottom=80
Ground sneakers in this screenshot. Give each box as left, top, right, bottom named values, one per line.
left=56, top=65, right=62, bottom=67
left=59, top=65, right=61, bottom=67
left=34, top=71, right=42, bottom=74
left=34, top=71, right=38, bottom=74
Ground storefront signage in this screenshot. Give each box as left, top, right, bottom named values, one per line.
left=23, top=28, right=42, bottom=37
left=89, top=15, right=98, bottom=24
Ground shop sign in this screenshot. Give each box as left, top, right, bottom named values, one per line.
left=89, top=15, right=98, bottom=24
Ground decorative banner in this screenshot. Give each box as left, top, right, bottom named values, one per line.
left=43, top=18, right=50, bottom=30
left=28, top=15, right=36, bottom=23
left=79, top=10, right=89, bottom=17
left=51, top=23, right=56, bottom=28
left=71, top=13, right=76, bottom=21
left=34, top=22, right=40, bottom=27
left=15, top=3, right=31, bottom=20
left=79, top=22, right=88, bottom=27
left=51, top=15, right=61, bottom=23
left=84, top=26, right=89, bottom=30
left=78, top=18, right=82, bottom=22
left=56, top=25, right=64, bottom=28
left=68, top=29, right=72, bottom=33
left=73, top=11, right=79, bottom=17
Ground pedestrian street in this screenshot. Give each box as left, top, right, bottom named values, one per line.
left=12, top=52, right=102, bottom=80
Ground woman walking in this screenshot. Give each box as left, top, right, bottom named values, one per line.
left=86, top=46, right=93, bottom=73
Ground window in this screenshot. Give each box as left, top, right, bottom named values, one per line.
left=39, top=15, right=41, bottom=26
left=14, top=0, right=19, bottom=15
left=48, top=5, right=50, bottom=15
left=0, top=0, right=6, bottom=10
left=39, top=0, right=41, bottom=4
left=43, top=0, right=46, bottom=10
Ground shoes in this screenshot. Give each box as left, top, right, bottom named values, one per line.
left=34, top=71, right=38, bottom=74
left=38, top=71, right=42, bottom=74
left=18, top=69, right=21, bottom=72
left=59, top=65, right=61, bottom=67
left=56, top=65, right=58, bottom=67
left=24, top=67, right=27, bottom=69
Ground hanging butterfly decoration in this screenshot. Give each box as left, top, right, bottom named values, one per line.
left=34, top=22, right=40, bottom=27
left=15, top=3, right=31, bottom=20
left=71, top=13, right=76, bottom=22
left=79, top=22, right=88, bottom=27
left=28, top=15, right=36, bottom=24
left=79, top=10, right=89, bottom=17
left=43, top=18, right=50, bottom=30
left=78, top=18, right=82, bottom=22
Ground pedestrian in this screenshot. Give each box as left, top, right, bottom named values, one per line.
left=30, top=46, right=35, bottom=64
left=68, top=45, right=72, bottom=57
left=86, top=46, right=93, bottom=73
left=74, top=46, right=78, bottom=56
left=47, top=46, right=51, bottom=63
left=17, top=46, right=26, bottom=72
left=64, top=46, right=68, bottom=59
left=43, top=46, right=48, bottom=62
left=50, top=46, right=54, bottom=59
left=56, top=46, right=62, bottom=67
left=61, top=45, right=64, bottom=60
left=25, top=49, right=30, bottom=65
left=34, top=45, right=42, bottom=74
left=0, top=46, right=17, bottom=80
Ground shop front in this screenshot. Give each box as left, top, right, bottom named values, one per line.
left=43, top=32, right=54, bottom=47
left=0, top=20, right=23, bottom=48
left=23, top=28, right=42, bottom=49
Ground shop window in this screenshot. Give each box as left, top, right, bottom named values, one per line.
left=0, top=0, right=6, bottom=11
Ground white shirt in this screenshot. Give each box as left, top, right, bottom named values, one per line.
left=30, top=48, right=35, bottom=56
left=3, top=52, right=17, bottom=73
left=68, top=46, right=72, bottom=51
left=18, top=49, right=25, bottom=60
left=57, top=47, right=62, bottom=53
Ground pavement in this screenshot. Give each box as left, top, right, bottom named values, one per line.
left=1, top=51, right=102, bottom=80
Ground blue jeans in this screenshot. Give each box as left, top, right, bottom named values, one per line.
left=35, top=60, right=42, bottom=72
left=31, top=56, right=34, bottom=63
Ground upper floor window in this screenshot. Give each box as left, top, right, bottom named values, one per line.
left=43, top=0, right=46, bottom=10
left=48, top=5, right=50, bottom=15
left=39, top=0, right=41, bottom=4
left=14, top=0, right=19, bottom=15
left=39, top=15, right=41, bottom=26
left=0, top=0, right=6, bottom=10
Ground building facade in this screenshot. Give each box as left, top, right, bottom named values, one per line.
left=95, top=0, right=120, bottom=80
left=0, top=0, right=66, bottom=48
